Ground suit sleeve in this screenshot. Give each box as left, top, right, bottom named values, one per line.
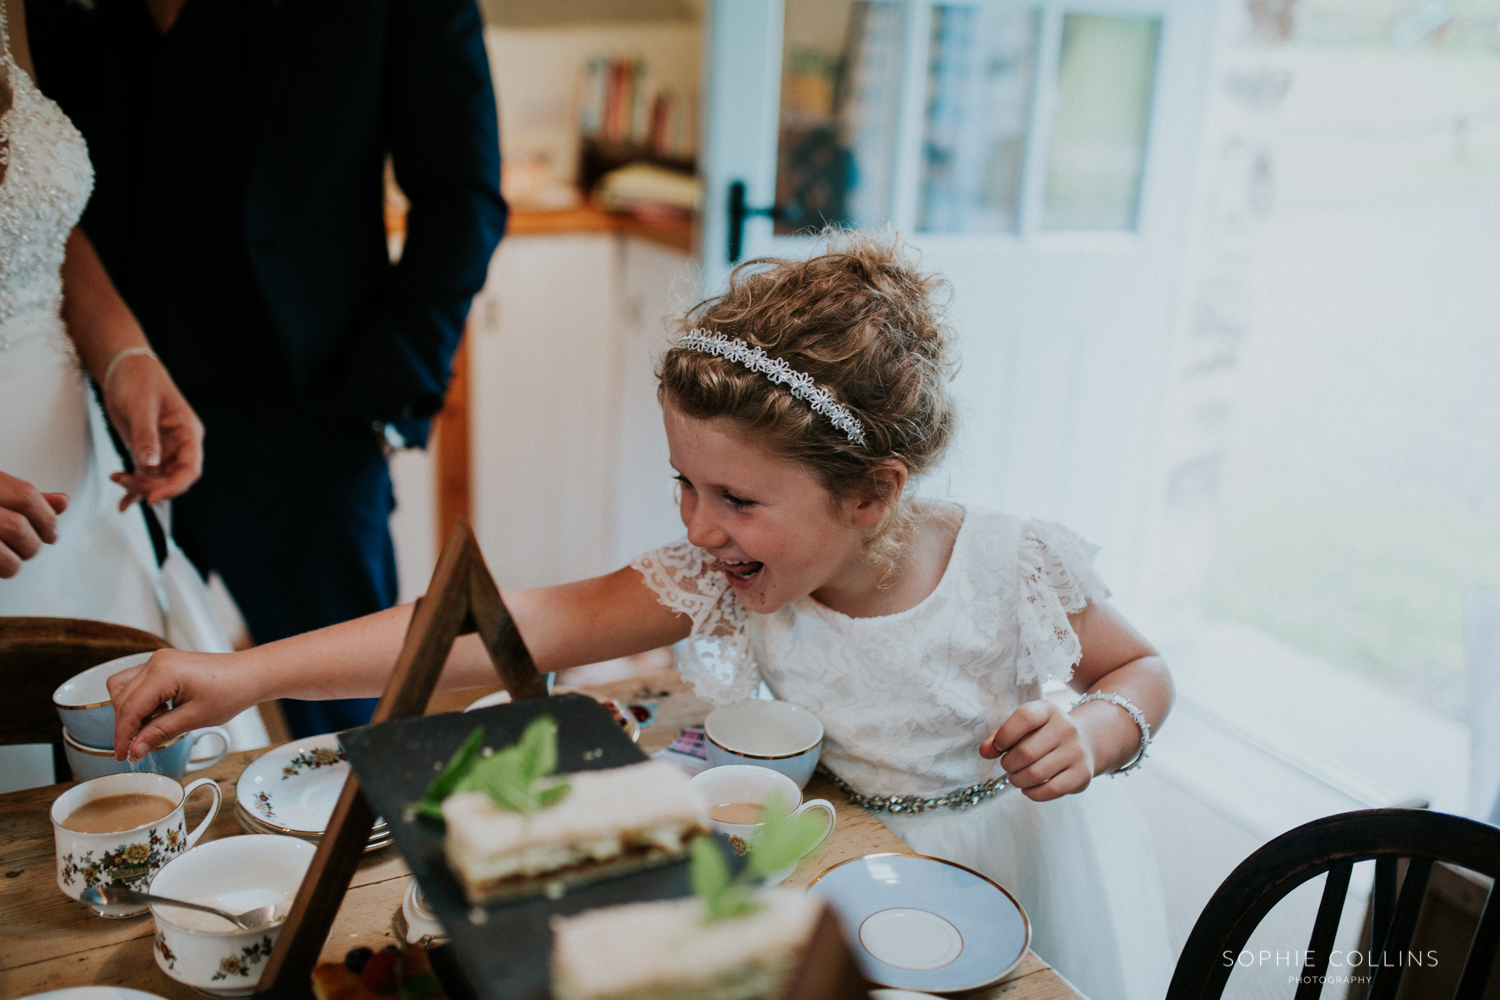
left=328, top=0, right=506, bottom=436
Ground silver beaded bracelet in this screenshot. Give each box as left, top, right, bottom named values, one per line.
left=103, top=346, right=160, bottom=391
left=1073, top=691, right=1152, bottom=775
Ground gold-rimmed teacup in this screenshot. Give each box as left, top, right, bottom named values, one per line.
left=53, top=652, right=154, bottom=749
left=51, top=771, right=222, bottom=914
left=62, top=726, right=230, bottom=782
left=704, top=700, right=824, bottom=788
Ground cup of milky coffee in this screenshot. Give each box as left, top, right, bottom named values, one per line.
left=688, top=764, right=835, bottom=879
left=51, top=771, right=223, bottom=914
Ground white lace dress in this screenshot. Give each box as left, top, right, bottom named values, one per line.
left=633, top=509, right=1174, bottom=1000
left=0, top=12, right=163, bottom=630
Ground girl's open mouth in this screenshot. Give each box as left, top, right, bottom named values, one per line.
left=721, top=561, right=763, bottom=589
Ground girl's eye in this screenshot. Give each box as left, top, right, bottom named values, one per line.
left=723, top=492, right=756, bottom=510
left=673, top=474, right=694, bottom=490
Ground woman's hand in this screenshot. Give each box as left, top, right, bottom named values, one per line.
left=103, top=353, right=204, bottom=509
left=108, top=649, right=260, bottom=762
left=979, top=700, right=1096, bottom=802
left=0, top=470, right=68, bottom=578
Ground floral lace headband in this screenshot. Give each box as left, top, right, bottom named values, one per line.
left=675, top=329, right=866, bottom=445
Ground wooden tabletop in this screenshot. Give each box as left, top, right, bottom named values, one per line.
left=1, top=671, right=1082, bottom=1000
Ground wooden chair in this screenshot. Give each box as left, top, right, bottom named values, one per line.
left=1167, top=808, right=1500, bottom=1000
left=0, top=616, right=168, bottom=781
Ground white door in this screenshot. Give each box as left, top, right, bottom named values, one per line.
left=699, top=0, right=1221, bottom=598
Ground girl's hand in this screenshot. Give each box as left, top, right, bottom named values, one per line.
left=979, top=700, right=1096, bottom=802
left=108, top=649, right=258, bottom=762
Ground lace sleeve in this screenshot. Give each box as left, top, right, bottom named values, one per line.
left=630, top=539, right=762, bottom=705
left=1015, top=519, right=1113, bottom=687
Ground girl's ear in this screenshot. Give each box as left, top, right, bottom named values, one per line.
left=850, top=462, right=908, bottom=528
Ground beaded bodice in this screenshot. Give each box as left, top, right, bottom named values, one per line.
left=0, top=6, right=93, bottom=349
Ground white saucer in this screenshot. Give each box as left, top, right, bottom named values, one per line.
left=20, top=991, right=166, bottom=1000
left=806, top=853, right=1029, bottom=992
left=235, top=735, right=359, bottom=836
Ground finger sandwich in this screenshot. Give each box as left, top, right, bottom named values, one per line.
left=550, top=889, right=823, bottom=1000
left=442, top=759, right=709, bottom=904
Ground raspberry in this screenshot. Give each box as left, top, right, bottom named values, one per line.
left=360, top=949, right=399, bottom=994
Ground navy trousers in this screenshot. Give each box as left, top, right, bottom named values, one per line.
left=172, top=373, right=395, bottom=738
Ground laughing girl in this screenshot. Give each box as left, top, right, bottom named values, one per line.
left=111, top=232, right=1174, bottom=999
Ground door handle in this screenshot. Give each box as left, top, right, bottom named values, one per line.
left=727, top=181, right=797, bottom=263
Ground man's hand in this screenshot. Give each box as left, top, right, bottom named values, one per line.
left=103, top=353, right=204, bottom=509
left=0, top=471, right=68, bottom=578
left=979, top=700, right=1096, bottom=802
left=108, top=649, right=255, bottom=762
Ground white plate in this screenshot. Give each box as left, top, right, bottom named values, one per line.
left=232, top=802, right=391, bottom=851
left=806, top=853, right=1029, bottom=992
left=232, top=799, right=387, bottom=834
left=20, top=990, right=166, bottom=1000
left=235, top=735, right=373, bottom=836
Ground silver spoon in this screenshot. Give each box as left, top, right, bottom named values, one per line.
left=82, top=885, right=280, bottom=930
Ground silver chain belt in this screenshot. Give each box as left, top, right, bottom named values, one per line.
left=817, top=765, right=1009, bottom=815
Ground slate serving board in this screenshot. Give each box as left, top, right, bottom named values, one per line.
left=340, top=694, right=732, bottom=1000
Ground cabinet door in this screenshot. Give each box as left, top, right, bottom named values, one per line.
left=608, top=239, right=698, bottom=569
left=698, top=0, right=1219, bottom=590
left=470, top=233, right=619, bottom=588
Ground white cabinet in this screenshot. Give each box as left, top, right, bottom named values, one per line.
left=468, top=230, right=692, bottom=589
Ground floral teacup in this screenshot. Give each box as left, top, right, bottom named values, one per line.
left=52, top=771, right=222, bottom=915
left=150, top=835, right=315, bottom=997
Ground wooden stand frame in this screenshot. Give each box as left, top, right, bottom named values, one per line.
left=255, top=520, right=868, bottom=999
left=257, top=520, right=546, bottom=992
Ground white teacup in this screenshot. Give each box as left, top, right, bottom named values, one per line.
left=53, top=651, right=155, bottom=749
left=51, top=771, right=223, bottom=914
left=704, top=699, right=824, bottom=788
left=689, top=764, right=836, bottom=882
left=63, top=726, right=230, bottom=781
left=150, top=834, right=315, bottom=997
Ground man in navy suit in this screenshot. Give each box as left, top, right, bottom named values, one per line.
left=28, top=0, right=507, bottom=737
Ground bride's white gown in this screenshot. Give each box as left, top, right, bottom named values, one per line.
left=0, top=14, right=169, bottom=631
left=633, top=510, right=1176, bottom=1000
left=0, top=13, right=264, bottom=781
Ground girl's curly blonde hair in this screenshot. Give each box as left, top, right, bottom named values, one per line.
left=659, top=230, right=958, bottom=568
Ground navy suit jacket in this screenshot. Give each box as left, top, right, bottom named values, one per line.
left=28, top=0, right=507, bottom=443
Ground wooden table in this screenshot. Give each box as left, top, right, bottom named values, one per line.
left=1, top=671, right=1083, bottom=1000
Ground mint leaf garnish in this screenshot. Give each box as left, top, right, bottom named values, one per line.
left=745, top=792, right=827, bottom=880
left=691, top=791, right=828, bottom=923
left=406, top=716, right=570, bottom=821
left=690, top=835, right=757, bottom=921
left=457, top=715, right=570, bottom=815
left=408, top=725, right=486, bottom=821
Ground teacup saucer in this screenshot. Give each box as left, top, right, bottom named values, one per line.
left=236, top=736, right=373, bottom=836
left=805, top=853, right=1029, bottom=992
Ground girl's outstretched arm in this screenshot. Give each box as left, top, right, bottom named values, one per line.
left=108, top=566, right=690, bottom=761
left=980, top=599, right=1172, bottom=801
